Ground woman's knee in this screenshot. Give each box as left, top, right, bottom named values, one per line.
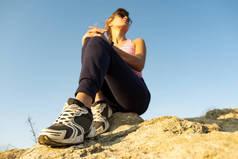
left=82, top=36, right=112, bottom=58
left=87, top=36, right=109, bottom=47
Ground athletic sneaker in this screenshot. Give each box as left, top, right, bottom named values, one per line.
left=38, top=98, right=96, bottom=147
left=90, top=101, right=113, bottom=136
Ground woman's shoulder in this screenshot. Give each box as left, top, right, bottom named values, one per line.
left=132, top=38, right=146, bottom=46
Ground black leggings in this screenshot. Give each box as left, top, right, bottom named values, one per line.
left=75, top=37, right=151, bottom=115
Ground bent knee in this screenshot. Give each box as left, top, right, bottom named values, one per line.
left=88, top=36, right=108, bottom=46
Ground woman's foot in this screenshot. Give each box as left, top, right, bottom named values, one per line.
left=90, top=101, right=113, bottom=136
left=38, top=98, right=96, bottom=147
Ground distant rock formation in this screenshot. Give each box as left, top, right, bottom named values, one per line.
left=1, top=108, right=238, bottom=159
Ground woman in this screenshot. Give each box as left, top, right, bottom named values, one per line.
left=38, top=8, right=151, bottom=147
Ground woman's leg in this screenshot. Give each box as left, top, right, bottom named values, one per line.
left=94, top=90, right=106, bottom=102
left=74, top=37, right=111, bottom=103
left=75, top=36, right=151, bottom=115
left=38, top=37, right=110, bottom=146
left=75, top=92, right=93, bottom=108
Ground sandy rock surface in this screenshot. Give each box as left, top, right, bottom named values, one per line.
left=1, top=108, right=238, bottom=159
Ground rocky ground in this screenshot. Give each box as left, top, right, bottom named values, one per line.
left=1, top=108, right=238, bottom=159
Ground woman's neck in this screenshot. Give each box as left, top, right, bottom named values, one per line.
left=111, top=28, right=127, bottom=45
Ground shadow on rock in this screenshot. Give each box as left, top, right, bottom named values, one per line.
left=84, top=112, right=143, bottom=147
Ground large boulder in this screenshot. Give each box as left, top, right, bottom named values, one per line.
left=1, top=109, right=238, bottom=159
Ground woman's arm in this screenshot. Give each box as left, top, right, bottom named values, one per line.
left=82, top=27, right=147, bottom=72
left=113, top=38, right=146, bottom=72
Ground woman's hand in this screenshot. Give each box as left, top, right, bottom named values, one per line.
left=82, top=26, right=109, bottom=45
left=88, top=26, right=107, bottom=34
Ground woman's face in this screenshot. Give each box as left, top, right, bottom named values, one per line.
left=109, top=14, right=130, bottom=31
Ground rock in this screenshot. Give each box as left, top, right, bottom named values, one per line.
left=1, top=109, right=238, bottom=159
left=0, top=149, right=25, bottom=159
left=108, top=112, right=144, bottom=132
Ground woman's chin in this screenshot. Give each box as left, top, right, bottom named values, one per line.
left=116, top=24, right=129, bottom=29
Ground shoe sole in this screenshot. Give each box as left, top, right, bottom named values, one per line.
left=38, top=135, right=77, bottom=147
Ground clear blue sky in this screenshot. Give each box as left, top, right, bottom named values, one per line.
left=0, top=0, right=237, bottom=149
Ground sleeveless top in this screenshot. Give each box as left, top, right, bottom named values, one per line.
left=117, top=39, right=142, bottom=78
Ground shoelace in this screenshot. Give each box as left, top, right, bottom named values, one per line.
left=54, top=103, right=87, bottom=125
left=91, top=103, right=107, bottom=122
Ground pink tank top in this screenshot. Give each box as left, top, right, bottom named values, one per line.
left=118, top=39, right=142, bottom=78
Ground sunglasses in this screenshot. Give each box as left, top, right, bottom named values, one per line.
left=116, top=11, right=132, bottom=24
